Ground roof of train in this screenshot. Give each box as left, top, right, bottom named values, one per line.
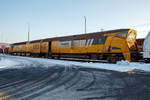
left=12, top=29, right=130, bottom=45
left=43, top=29, right=130, bottom=41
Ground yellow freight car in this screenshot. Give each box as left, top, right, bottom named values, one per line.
left=11, top=42, right=26, bottom=55
left=51, top=29, right=138, bottom=62
left=13, top=45, right=20, bottom=55
left=10, top=40, right=49, bottom=56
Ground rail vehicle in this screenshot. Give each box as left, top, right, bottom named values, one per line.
left=143, top=32, right=150, bottom=62
left=8, top=29, right=140, bottom=63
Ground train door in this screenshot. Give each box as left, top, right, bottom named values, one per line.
left=104, top=36, right=114, bottom=53
left=48, top=41, right=52, bottom=54
left=110, top=37, right=124, bottom=53
left=40, top=40, right=43, bottom=53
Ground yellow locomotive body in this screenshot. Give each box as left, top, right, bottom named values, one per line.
left=51, top=29, right=138, bottom=62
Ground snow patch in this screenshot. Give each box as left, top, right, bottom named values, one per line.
left=0, top=56, right=19, bottom=69
left=117, top=60, right=130, bottom=65
left=0, top=55, right=150, bottom=72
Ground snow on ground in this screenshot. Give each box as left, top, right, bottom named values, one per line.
left=0, top=54, right=19, bottom=69
left=0, top=54, right=150, bottom=72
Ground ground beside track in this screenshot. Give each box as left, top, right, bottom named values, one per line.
left=0, top=55, right=150, bottom=100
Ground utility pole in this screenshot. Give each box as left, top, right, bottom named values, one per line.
left=27, top=23, right=30, bottom=42
left=84, top=16, right=87, bottom=34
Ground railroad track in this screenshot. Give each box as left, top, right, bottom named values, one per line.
left=60, top=57, right=108, bottom=63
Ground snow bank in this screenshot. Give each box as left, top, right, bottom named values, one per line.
left=21, top=57, right=150, bottom=72
left=31, top=58, right=150, bottom=72
left=0, top=54, right=150, bottom=72
left=0, top=56, right=19, bottom=69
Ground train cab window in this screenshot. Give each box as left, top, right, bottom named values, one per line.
left=92, top=37, right=99, bottom=44
left=93, top=36, right=107, bottom=44
left=14, top=45, right=19, bottom=49
left=117, top=32, right=127, bottom=37
left=59, top=40, right=72, bottom=48
left=127, top=32, right=136, bottom=41
left=99, top=36, right=107, bottom=44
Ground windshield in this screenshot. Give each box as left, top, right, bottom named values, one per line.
left=126, top=30, right=137, bottom=51
left=117, top=32, right=127, bottom=37
left=127, top=31, right=136, bottom=41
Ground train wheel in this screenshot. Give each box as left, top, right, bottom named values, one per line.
left=107, top=55, right=117, bottom=64
left=91, top=54, right=98, bottom=60
left=107, top=56, right=112, bottom=63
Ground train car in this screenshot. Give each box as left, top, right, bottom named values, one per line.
left=143, top=31, right=150, bottom=62
left=25, top=40, right=41, bottom=56
left=25, top=40, right=50, bottom=57
left=51, top=29, right=138, bottom=62
left=10, top=42, right=26, bottom=55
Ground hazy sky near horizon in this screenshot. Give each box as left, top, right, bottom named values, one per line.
left=0, top=0, right=150, bottom=43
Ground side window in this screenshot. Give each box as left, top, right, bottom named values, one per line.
left=72, top=40, right=80, bottom=47
left=117, top=32, right=127, bottom=37
left=92, top=37, right=99, bottom=44
left=80, top=39, right=86, bottom=46
left=99, top=36, right=107, bottom=44
left=14, top=45, right=19, bottom=49
left=58, top=40, right=71, bottom=48
left=72, top=39, right=87, bottom=47
left=92, top=36, right=107, bottom=45
left=58, top=36, right=107, bottom=48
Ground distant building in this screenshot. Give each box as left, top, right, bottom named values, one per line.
left=0, top=43, right=10, bottom=53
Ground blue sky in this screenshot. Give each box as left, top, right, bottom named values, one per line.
left=0, top=0, right=150, bottom=43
